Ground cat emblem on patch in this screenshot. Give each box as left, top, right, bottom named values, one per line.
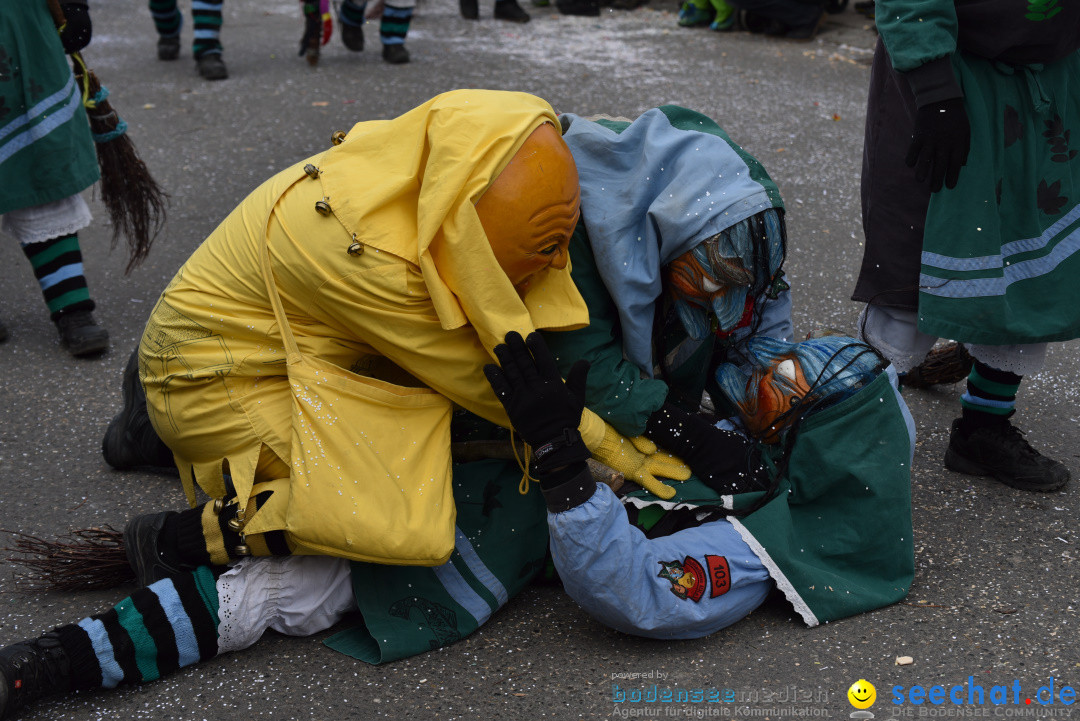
left=658, top=557, right=707, bottom=602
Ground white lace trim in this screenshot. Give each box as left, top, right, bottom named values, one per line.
left=967, top=343, right=1048, bottom=376
left=215, top=555, right=356, bottom=655
left=1, top=194, right=92, bottom=246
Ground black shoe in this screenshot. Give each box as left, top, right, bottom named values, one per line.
left=157, top=35, right=180, bottom=60
left=341, top=21, right=365, bottom=51
left=460, top=0, right=479, bottom=19
left=0, top=632, right=71, bottom=719
left=382, top=44, right=410, bottom=64
left=196, top=53, right=228, bottom=80
left=784, top=10, right=826, bottom=40
left=556, top=0, right=600, bottom=14
left=124, top=512, right=191, bottom=587
left=740, top=10, right=786, bottom=34
left=495, top=0, right=531, bottom=21
left=55, top=309, right=108, bottom=357
left=102, top=348, right=176, bottom=473
left=944, top=417, right=1071, bottom=492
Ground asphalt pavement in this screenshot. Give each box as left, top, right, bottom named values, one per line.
left=1, top=1, right=1077, bottom=719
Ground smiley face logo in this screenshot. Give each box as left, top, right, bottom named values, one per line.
left=847, top=679, right=876, bottom=709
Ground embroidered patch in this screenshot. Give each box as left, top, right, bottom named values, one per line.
left=706, top=555, right=731, bottom=597
left=658, top=557, right=706, bottom=602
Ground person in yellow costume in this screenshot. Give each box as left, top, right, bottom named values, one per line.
left=104, top=89, right=689, bottom=569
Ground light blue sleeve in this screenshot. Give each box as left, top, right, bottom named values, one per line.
left=547, top=485, right=773, bottom=640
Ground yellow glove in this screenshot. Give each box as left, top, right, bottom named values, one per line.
left=587, top=422, right=692, bottom=500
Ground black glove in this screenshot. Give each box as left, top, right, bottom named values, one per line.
left=905, top=98, right=971, bottom=193
left=59, top=3, right=93, bottom=54
left=644, top=403, right=762, bottom=495
left=483, top=331, right=591, bottom=475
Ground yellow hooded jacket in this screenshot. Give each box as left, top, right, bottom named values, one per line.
left=140, top=90, right=604, bottom=561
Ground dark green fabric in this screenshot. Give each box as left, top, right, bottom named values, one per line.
left=0, top=0, right=99, bottom=215
left=626, top=372, right=914, bottom=625
left=542, top=228, right=670, bottom=437
left=733, top=371, right=914, bottom=624
left=324, top=459, right=548, bottom=664
left=917, top=51, right=1080, bottom=345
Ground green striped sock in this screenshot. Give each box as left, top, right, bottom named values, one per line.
left=21, top=234, right=93, bottom=321
left=53, top=568, right=220, bottom=690
left=148, top=0, right=182, bottom=36
left=960, top=361, right=1020, bottom=423
left=380, top=5, right=412, bottom=45
left=192, top=0, right=224, bottom=58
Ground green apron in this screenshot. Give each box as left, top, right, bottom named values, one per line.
left=918, top=51, right=1080, bottom=345
left=0, top=0, right=98, bottom=215
left=628, top=370, right=916, bottom=626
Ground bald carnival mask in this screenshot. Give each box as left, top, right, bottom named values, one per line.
left=476, top=123, right=581, bottom=294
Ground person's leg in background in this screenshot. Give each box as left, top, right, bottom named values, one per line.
left=2, top=194, right=108, bottom=357
left=148, top=0, right=183, bottom=60
left=338, top=0, right=367, bottom=51
left=379, top=0, right=414, bottom=64
left=192, top=0, right=228, bottom=80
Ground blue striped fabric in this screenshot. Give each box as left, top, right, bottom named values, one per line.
left=149, top=579, right=202, bottom=669
left=0, top=75, right=83, bottom=165
left=77, top=617, right=126, bottom=689
left=920, top=203, right=1080, bottom=299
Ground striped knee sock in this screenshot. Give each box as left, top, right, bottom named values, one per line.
left=960, top=361, right=1021, bottom=428
left=52, top=567, right=220, bottom=690
left=148, top=0, right=182, bottom=37
left=21, top=234, right=94, bottom=322
left=380, top=5, right=412, bottom=46
left=192, top=0, right=224, bottom=58
left=340, top=0, right=367, bottom=27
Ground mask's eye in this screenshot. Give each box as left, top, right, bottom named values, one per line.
left=539, top=244, right=560, bottom=256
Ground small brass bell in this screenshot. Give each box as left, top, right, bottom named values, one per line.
left=303, top=163, right=321, bottom=179
left=315, top=200, right=332, bottom=216
left=331, top=130, right=347, bottom=146
left=347, top=234, right=364, bottom=256
left=212, top=498, right=225, bottom=514
left=227, top=517, right=245, bottom=532
left=234, top=544, right=251, bottom=557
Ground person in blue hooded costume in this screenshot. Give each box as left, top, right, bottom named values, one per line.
left=542, top=106, right=792, bottom=498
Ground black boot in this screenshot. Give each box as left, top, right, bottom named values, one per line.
left=494, top=0, right=531, bottom=21
left=55, top=309, right=108, bottom=357
left=341, top=21, right=365, bottom=51
left=0, top=632, right=71, bottom=719
left=124, top=512, right=196, bottom=587
left=102, top=348, right=176, bottom=473
left=944, top=416, right=1071, bottom=492
left=382, top=44, right=410, bottom=64
left=460, top=0, right=479, bottom=19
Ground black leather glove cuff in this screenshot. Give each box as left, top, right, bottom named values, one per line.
left=538, top=462, right=595, bottom=513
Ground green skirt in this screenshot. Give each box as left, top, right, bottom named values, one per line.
left=918, top=50, right=1080, bottom=345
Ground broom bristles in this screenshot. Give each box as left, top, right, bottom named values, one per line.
left=80, top=69, right=169, bottom=276
left=2, top=527, right=134, bottom=592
